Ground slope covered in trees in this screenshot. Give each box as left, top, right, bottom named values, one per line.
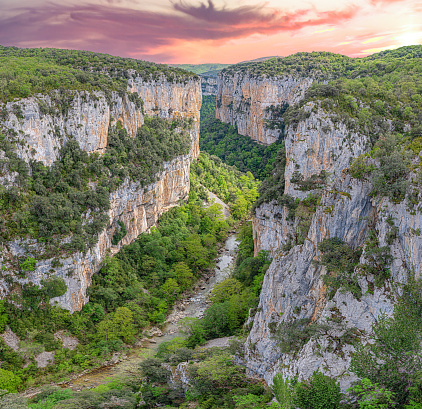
left=0, top=46, right=196, bottom=102
left=200, top=95, right=284, bottom=179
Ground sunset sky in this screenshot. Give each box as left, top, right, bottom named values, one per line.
left=0, top=0, right=421, bottom=64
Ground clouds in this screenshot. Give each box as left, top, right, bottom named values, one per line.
left=0, top=0, right=361, bottom=61
left=0, top=0, right=419, bottom=63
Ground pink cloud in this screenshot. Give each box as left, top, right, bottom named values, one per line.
left=0, top=1, right=360, bottom=62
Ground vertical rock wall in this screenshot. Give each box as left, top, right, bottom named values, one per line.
left=0, top=76, right=202, bottom=312
left=245, top=103, right=422, bottom=390
left=216, top=71, right=312, bottom=145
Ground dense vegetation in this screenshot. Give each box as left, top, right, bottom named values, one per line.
left=0, top=176, right=234, bottom=389
left=200, top=96, right=284, bottom=179
left=174, top=222, right=271, bottom=350
left=0, top=116, right=191, bottom=257
left=191, top=153, right=259, bottom=220
left=1, top=46, right=422, bottom=409
left=0, top=46, right=197, bottom=102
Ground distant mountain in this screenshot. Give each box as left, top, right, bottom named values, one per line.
left=239, top=56, right=279, bottom=63
left=173, top=57, right=280, bottom=77
left=170, top=63, right=230, bottom=75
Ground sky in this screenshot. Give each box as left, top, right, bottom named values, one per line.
left=0, top=0, right=421, bottom=64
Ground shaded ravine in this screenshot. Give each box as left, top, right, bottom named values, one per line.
left=65, top=233, right=239, bottom=390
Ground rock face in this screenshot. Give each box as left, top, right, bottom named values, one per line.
left=0, top=75, right=201, bottom=312
left=216, top=71, right=313, bottom=145
left=201, top=75, right=218, bottom=96
left=4, top=92, right=144, bottom=166
left=129, top=76, right=201, bottom=159
left=246, top=102, right=422, bottom=390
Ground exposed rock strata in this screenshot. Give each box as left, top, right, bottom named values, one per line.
left=216, top=72, right=313, bottom=144
left=3, top=92, right=144, bottom=166
left=129, top=76, right=201, bottom=159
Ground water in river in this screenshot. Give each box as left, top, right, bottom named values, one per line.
left=67, top=233, right=238, bottom=390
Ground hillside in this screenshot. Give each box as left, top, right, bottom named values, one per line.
left=0, top=46, right=202, bottom=312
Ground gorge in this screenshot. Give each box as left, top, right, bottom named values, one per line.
left=0, top=45, right=422, bottom=409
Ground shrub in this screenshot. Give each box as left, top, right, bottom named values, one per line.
left=293, top=371, right=342, bottom=409
left=370, top=135, right=411, bottom=202
left=111, top=221, right=127, bottom=245
left=139, top=358, right=171, bottom=384
left=273, top=318, right=331, bottom=354
left=348, top=378, right=394, bottom=409
left=210, top=278, right=243, bottom=304
left=350, top=275, right=422, bottom=406
left=358, top=230, right=393, bottom=288
left=273, top=374, right=294, bottom=409
left=318, top=238, right=362, bottom=299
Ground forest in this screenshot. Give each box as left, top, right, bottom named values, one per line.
left=0, top=46, right=197, bottom=102
left=200, top=96, right=284, bottom=180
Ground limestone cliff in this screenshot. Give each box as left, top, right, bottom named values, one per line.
left=0, top=75, right=201, bottom=312
left=129, top=76, right=201, bottom=159
left=246, top=103, right=422, bottom=390
left=201, top=75, right=218, bottom=96
left=216, top=71, right=312, bottom=145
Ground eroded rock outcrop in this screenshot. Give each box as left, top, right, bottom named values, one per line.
left=130, top=76, right=201, bottom=158
left=0, top=75, right=201, bottom=312
left=246, top=104, right=422, bottom=390
left=216, top=71, right=312, bottom=145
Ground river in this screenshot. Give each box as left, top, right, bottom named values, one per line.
left=66, top=232, right=239, bottom=390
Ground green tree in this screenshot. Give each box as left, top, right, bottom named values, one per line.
left=350, top=275, right=422, bottom=406
left=0, top=368, right=22, bottom=392
left=196, top=352, right=245, bottom=388
left=97, top=307, right=135, bottom=343
left=273, top=374, right=294, bottom=409
left=173, top=262, right=193, bottom=290
left=231, top=196, right=249, bottom=220
left=210, top=278, right=243, bottom=304
left=161, top=278, right=180, bottom=301
left=0, top=301, right=8, bottom=333
left=348, top=378, right=395, bottom=409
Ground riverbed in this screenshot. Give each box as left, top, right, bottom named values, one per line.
left=66, top=232, right=239, bottom=390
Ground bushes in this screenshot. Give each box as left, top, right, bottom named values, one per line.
left=273, top=374, right=294, bottom=409
left=350, top=275, right=422, bottom=406
left=293, top=372, right=341, bottom=409
left=273, top=318, right=331, bottom=354
left=139, top=358, right=171, bottom=383
left=290, top=170, right=328, bottom=192
left=370, top=135, right=411, bottom=202
left=318, top=238, right=362, bottom=299
left=254, top=147, right=286, bottom=208
left=111, top=221, right=127, bottom=245
left=210, top=278, right=243, bottom=304
left=359, top=231, right=393, bottom=288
